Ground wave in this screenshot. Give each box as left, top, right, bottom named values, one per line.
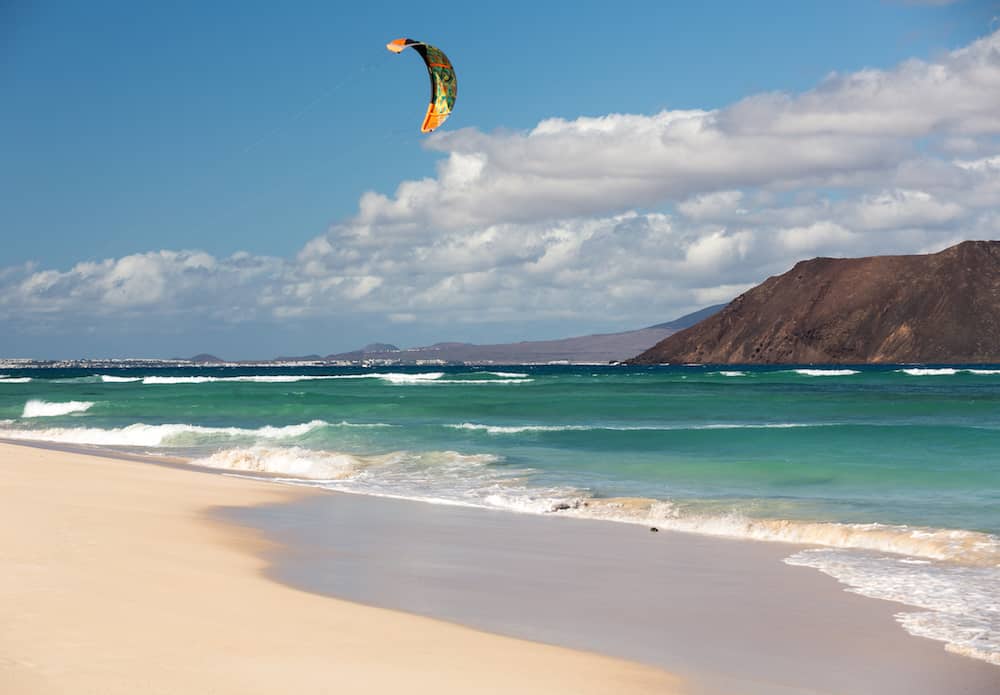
left=0, top=420, right=330, bottom=447
left=141, top=375, right=339, bottom=384
left=189, top=446, right=570, bottom=509
left=0, top=377, right=32, bottom=383
left=899, top=368, right=959, bottom=376
left=53, top=375, right=141, bottom=384
left=898, top=368, right=1000, bottom=376
left=786, top=549, right=1000, bottom=666
left=790, top=369, right=860, bottom=376
left=138, top=372, right=447, bottom=385
left=435, top=378, right=534, bottom=385
left=22, top=400, right=94, bottom=418
left=195, top=446, right=367, bottom=479
left=446, top=422, right=825, bottom=434
left=480, top=371, right=529, bottom=378
left=716, top=371, right=746, bottom=377
left=447, top=423, right=594, bottom=434
left=184, top=444, right=1000, bottom=567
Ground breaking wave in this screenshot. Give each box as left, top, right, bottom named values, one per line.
left=0, top=377, right=32, bottom=383
left=791, top=369, right=860, bottom=376
left=22, top=400, right=94, bottom=418
left=190, top=446, right=577, bottom=511
left=0, top=420, right=331, bottom=447
left=142, top=375, right=343, bottom=384
left=898, top=368, right=1000, bottom=376
left=446, top=422, right=825, bottom=434
left=183, top=444, right=1000, bottom=567
left=138, top=373, right=449, bottom=385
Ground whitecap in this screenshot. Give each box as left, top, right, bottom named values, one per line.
left=447, top=422, right=825, bottom=434
left=792, top=369, right=860, bottom=376
left=22, top=400, right=95, bottom=418
left=0, top=419, right=329, bottom=447
left=898, top=368, right=959, bottom=376
left=140, top=372, right=445, bottom=385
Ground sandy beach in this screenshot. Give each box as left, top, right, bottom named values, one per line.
left=3, top=440, right=998, bottom=695
left=0, top=441, right=681, bottom=694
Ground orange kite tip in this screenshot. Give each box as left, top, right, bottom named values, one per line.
left=386, top=38, right=408, bottom=53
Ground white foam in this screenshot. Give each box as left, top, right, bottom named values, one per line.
left=898, top=368, right=1000, bottom=376
left=0, top=420, right=329, bottom=447
left=717, top=371, right=746, bottom=377
left=448, top=423, right=594, bottom=434
left=181, top=441, right=1000, bottom=564
left=194, top=446, right=365, bottom=479
left=435, top=378, right=534, bottom=385
left=481, top=371, right=529, bottom=378
left=22, top=400, right=94, bottom=418
left=100, top=375, right=142, bottom=383
left=191, top=445, right=585, bottom=515
left=786, top=549, right=1000, bottom=666
left=632, top=514, right=1000, bottom=565
left=898, top=368, right=959, bottom=376
left=447, top=422, right=824, bottom=434
left=792, top=369, right=860, bottom=376
left=0, top=377, right=32, bottom=383
left=375, top=372, right=445, bottom=383
left=139, top=373, right=445, bottom=385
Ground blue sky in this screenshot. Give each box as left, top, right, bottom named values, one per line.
left=2, top=0, right=999, bottom=358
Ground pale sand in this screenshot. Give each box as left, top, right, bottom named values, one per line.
left=0, top=442, right=683, bottom=694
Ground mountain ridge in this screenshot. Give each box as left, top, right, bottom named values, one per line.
left=631, top=241, right=1000, bottom=365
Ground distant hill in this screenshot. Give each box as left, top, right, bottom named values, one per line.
left=647, top=304, right=727, bottom=331
left=325, top=305, right=724, bottom=364
left=187, top=353, right=224, bottom=363
left=631, top=241, right=1000, bottom=364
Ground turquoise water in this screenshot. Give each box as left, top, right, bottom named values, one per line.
left=1, top=364, right=998, bottom=663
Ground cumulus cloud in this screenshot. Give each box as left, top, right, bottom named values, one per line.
left=3, top=31, right=999, bottom=350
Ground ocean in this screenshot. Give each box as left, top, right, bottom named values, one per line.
left=1, top=364, right=997, bottom=665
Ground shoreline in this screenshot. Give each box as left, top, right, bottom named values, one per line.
left=224, top=484, right=1000, bottom=695
left=3, top=439, right=998, bottom=693
left=0, top=441, right=683, bottom=694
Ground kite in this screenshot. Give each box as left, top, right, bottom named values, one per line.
left=386, top=38, right=457, bottom=133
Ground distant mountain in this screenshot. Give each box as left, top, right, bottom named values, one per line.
left=647, top=304, right=727, bottom=331
left=325, top=305, right=724, bottom=364
left=187, top=353, right=224, bottom=363
left=631, top=241, right=1000, bottom=364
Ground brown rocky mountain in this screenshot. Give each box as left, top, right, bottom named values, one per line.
left=631, top=241, right=1000, bottom=365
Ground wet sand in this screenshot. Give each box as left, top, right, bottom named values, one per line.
left=221, top=489, right=1000, bottom=695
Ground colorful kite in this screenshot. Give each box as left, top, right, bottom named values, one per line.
left=386, top=38, right=457, bottom=133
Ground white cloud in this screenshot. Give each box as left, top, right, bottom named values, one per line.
left=2, top=31, right=999, bottom=347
